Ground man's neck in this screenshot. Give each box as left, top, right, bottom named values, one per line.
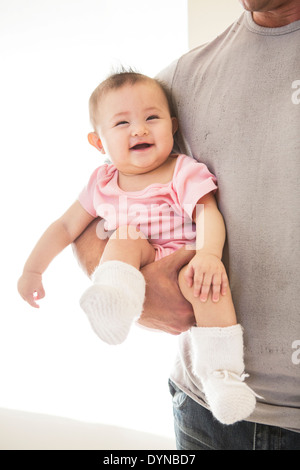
left=253, top=4, right=300, bottom=27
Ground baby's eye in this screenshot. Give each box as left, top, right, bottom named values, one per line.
left=147, top=115, right=159, bottom=121
left=115, top=120, right=128, bottom=126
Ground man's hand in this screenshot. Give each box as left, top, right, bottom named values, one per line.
left=139, top=247, right=196, bottom=334
left=72, top=218, right=196, bottom=335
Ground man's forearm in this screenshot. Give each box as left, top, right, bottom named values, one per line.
left=72, top=217, right=107, bottom=277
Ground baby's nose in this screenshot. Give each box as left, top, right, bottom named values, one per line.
left=131, top=123, right=149, bottom=136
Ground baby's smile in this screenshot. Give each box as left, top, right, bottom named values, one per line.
left=130, top=143, right=153, bottom=151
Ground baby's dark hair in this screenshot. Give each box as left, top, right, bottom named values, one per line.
left=89, top=66, right=174, bottom=130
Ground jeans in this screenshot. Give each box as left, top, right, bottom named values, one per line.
left=169, top=380, right=300, bottom=450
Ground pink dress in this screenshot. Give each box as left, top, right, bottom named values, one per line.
left=78, top=154, right=217, bottom=260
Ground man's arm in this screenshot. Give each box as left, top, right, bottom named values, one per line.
left=72, top=218, right=196, bottom=334
left=72, top=218, right=107, bottom=277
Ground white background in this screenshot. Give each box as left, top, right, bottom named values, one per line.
left=1, top=0, right=243, bottom=440
left=1, top=0, right=188, bottom=438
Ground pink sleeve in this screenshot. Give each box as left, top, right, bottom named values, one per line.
left=174, top=155, right=218, bottom=219
left=78, top=167, right=101, bottom=217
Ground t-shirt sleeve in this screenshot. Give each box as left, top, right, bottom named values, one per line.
left=174, top=155, right=218, bottom=219
left=78, top=167, right=101, bottom=218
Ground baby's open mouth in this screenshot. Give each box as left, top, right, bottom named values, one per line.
left=130, top=143, right=152, bottom=150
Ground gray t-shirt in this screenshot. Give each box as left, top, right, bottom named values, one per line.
left=158, top=12, right=300, bottom=431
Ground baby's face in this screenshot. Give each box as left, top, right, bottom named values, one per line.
left=94, top=80, right=177, bottom=176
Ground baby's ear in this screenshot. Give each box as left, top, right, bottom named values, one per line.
left=171, top=117, right=178, bottom=135
left=88, top=132, right=105, bottom=154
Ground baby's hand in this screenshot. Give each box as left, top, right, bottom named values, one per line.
left=184, top=252, right=228, bottom=302
left=17, top=271, right=45, bottom=308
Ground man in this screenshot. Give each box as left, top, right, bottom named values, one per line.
left=73, top=0, right=300, bottom=449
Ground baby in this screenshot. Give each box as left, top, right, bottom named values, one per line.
left=18, top=69, right=259, bottom=425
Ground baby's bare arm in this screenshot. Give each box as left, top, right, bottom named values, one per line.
left=184, top=192, right=228, bottom=302
left=18, top=201, right=95, bottom=307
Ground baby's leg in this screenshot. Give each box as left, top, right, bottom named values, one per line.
left=80, top=226, right=155, bottom=345
left=100, top=224, right=156, bottom=268
left=178, top=266, right=257, bottom=425
left=178, top=265, right=237, bottom=328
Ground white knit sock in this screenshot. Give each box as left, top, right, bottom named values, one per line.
left=79, top=261, right=146, bottom=345
left=190, top=324, right=259, bottom=425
